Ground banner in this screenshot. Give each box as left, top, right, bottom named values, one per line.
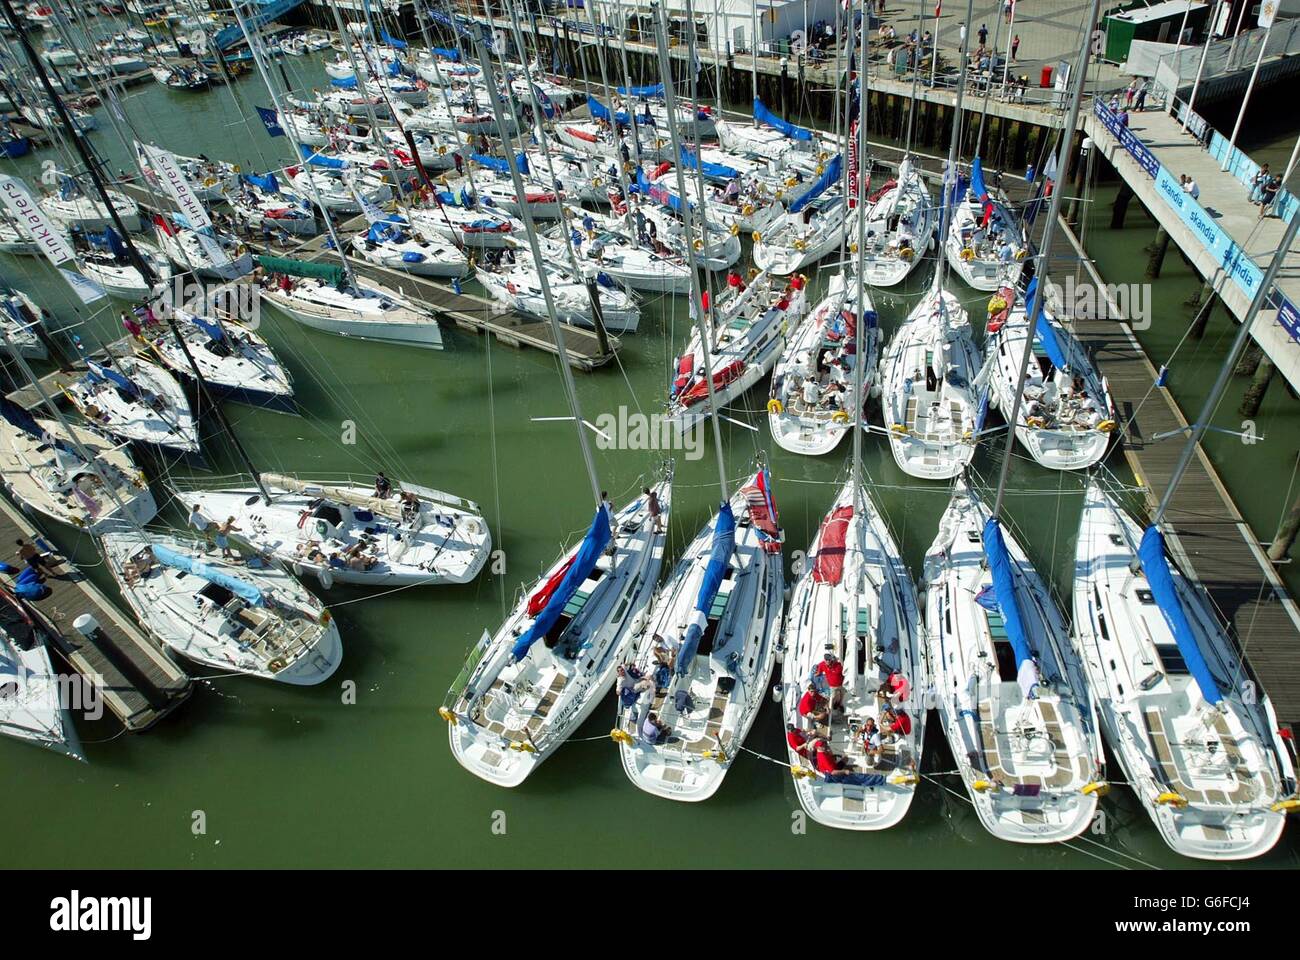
left=59, top=268, right=106, bottom=304
left=0, top=175, right=75, bottom=266
left=139, top=143, right=213, bottom=231
left=1154, top=166, right=1263, bottom=301
left=1277, top=293, right=1300, bottom=343
left=255, top=106, right=285, bottom=137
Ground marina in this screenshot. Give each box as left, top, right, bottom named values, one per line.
left=1, top=0, right=1299, bottom=875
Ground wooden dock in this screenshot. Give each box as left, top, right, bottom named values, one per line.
left=4, top=335, right=145, bottom=412
left=0, top=495, right=191, bottom=732
left=1045, top=216, right=1300, bottom=726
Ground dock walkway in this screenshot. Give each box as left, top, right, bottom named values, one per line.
left=1046, top=216, right=1300, bottom=726
left=0, top=495, right=191, bottom=732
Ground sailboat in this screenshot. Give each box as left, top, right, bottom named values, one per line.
left=859, top=157, right=935, bottom=287
left=101, top=531, right=342, bottom=684
left=538, top=204, right=692, bottom=294
left=349, top=216, right=468, bottom=278
left=752, top=155, right=852, bottom=277
left=152, top=215, right=252, bottom=282
left=255, top=255, right=444, bottom=350
left=1073, top=481, right=1297, bottom=859
left=475, top=247, right=641, bottom=333
left=716, top=97, right=824, bottom=164
left=879, top=285, right=980, bottom=478
left=64, top=355, right=200, bottom=456
left=924, top=481, right=1104, bottom=842
left=74, top=233, right=173, bottom=301
left=945, top=157, right=1025, bottom=291
left=666, top=271, right=809, bottom=433
left=149, top=309, right=296, bottom=413
left=0, top=398, right=157, bottom=533
left=985, top=277, right=1114, bottom=471
left=180, top=472, right=491, bottom=589
left=0, top=588, right=83, bottom=760
left=767, top=272, right=879, bottom=456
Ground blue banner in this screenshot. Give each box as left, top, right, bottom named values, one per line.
left=255, top=106, right=284, bottom=137
left=1154, top=166, right=1263, bottom=302
left=1279, top=295, right=1300, bottom=343
left=1093, top=101, right=1158, bottom=179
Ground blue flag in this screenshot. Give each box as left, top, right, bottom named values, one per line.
left=256, top=106, right=284, bottom=137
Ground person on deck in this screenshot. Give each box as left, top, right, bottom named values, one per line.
left=786, top=723, right=813, bottom=760
left=374, top=472, right=393, bottom=499
left=641, top=712, right=670, bottom=745
left=815, top=652, right=846, bottom=710
left=644, top=486, right=663, bottom=533
left=861, top=717, right=883, bottom=766
left=799, top=683, right=829, bottom=727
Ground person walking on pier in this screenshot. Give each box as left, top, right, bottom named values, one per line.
left=1004, top=0, right=1013, bottom=24
left=978, top=23, right=988, bottom=47
left=1124, top=79, right=1137, bottom=108
left=1260, top=175, right=1280, bottom=219
left=1134, top=79, right=1149, bottom=112
left=1250, top=164, right=1270, bottom=204
left=1011, top=34, right=1020, bottom=61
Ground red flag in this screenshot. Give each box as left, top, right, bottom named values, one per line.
left=935, top=1, right=942, bottom=15
left=152, top=213, right=174, bottom=237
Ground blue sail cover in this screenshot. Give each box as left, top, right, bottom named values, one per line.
left=1023, top=278, right=1068, bottom=371
left=380, top=30, right=408, bottom=49
left=299, top=145, right=349, bottom=169
left=387, top=58, right=403, bottom=77
left=616, top=82, right=664, bottom=97
left=679, top=147, right=739, bottom=182
left=470, top=152, right=529, bottom=175
left=1139, top=526, right=1223, bottom=705
left=753, top=98, right=813, bottom=142
left=511, top=505, right=611, bottom=661
left=189, top=312, right=224, bottom=342
left=788, top=154, right=842, bottom=215
left=981, top=518, right=1034, bottom=674
left=152, top=543, right=264, bottom=606
left=330, top=75, right=358, bottom=89
left=88, top=360, right=139, bottom=397
left=366, top=219, right=405, bottom=243
left=587, top=95, right=653, bottom=126
left=242, top=172, right=280, bottom=194
left=676, top=502, right=736, bottom=677
left=431, top=46, right=460, bottom=61
left=0, top=396, right=43, bottom=440
left=971, top=156, right=990, bottom=203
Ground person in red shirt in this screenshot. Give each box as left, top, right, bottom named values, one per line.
left=786, top=723, right=812, bottom=759
left=876, top=670, right=911, bottom=707
left=798, top=684, right=828, bottom=726
left=881, top=705, right=912, bottom=742
left=814, top=739, right=848, bottom=774
left=814, top=652, right=846, bottom=710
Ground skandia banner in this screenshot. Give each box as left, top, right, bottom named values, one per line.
left=0, top=174, right=75, bottom=266
left=1154, top=166, right=1263, bottom=300
left=139, top=143, right=212, bottom=231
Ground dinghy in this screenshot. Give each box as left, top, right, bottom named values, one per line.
left=150, top=309, right=295, bottom=413
left=879, top=285, right=980, bottom=479
left=984, top=279, right=1114, bottom=471
left=667, top=271, right=809, bottom=432
left=102, top=531, right=342, bottom=685
left=782, top=475, right=924, bottom=828
left=65, top=355, right=200, bottom=456
left=0, top=402, right=157, bottom=532
left=1072, top=480, right=1298, bottom=859
left=768, top=272, right=880, bottom=456
left=859, top=158, right=935, bottom=287
left=445, top=471, right=673, bottom=786
left=924, top=482, right=1104, bottom=843
left=256, top=256, right=443, bottom=350
left=616, top=467, right=785, bottom=801
left=180, top=472, right=490, bottom=588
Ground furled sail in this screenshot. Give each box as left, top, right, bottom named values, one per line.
left=982, top=517, right=1039, bottom=698
left=676, top=502, right=736, bottom=676
left=678, top=146, right=739, bottom=182
left=787, top=154, right=843, bottom=215
left=152, top=543, right=264, bottom=606
left=510, top=505, right=611, bottom=661
left=753, top=97, right=813, bottom=142
left=255, top=256, right=345, bottom=285
left=1023, top=278, right=1068, bottom=371
left=1138, top=526, right=1224, bottom=705
left=813, top=506, right=853, bottom=585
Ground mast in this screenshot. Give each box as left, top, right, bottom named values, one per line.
left=989, top=0, right=1100, bottom=521
left=936, top=0, right=976, bottom=290
left=903, top=0, right=925, bottom=154
left=580, top=0, right=636, bottom=239
left=750, top=0, right=759, bottom=122
left=471, top=34, right=603, bottom=509
left=1, top=0, right=270, bottom=505
left=653, top=1, right=728, bottom=502
left=851, top=6, right=869, bottom=519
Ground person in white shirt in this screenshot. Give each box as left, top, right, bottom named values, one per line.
left=801, top=377, right=821, bottom=407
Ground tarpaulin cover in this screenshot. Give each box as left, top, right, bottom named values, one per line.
left=330, top=75, right=358, bottom=89
left=753, top=97, right=813, bottom=141
left=431, top=46, right=459, bottom=61
left=511, top=505, right=611, bottom=660
left=679, top=146, right=739, bottom=182
left=679, top=359, right=743, bottom=406
left=188, top=312, right=224, bottom=343
left=153, top=543, right=263, bottom=605
left=1139, top=526, right=1223, bottom=705
left=470, top=152, right=529, bottom=175
left=788, top=154, right=843, bottom=215
left=242, top=172, right=280, bottom=193
left=812, top=506, right=853, bottom=585
left=981, top=518, right=1034, bottom=677
left=676, top=502, right=735, bottom=676
left=1023, top=278, right=1068, bottom=372
left=617, top=82, right=664, bottom=97
left=298, top=145, right=349, bottom=169
left=380, top=30, right=408, bottom=50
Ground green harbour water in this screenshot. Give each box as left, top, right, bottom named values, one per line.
left=1, top=47, right=1298, bottom=870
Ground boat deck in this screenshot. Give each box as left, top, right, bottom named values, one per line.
left=1047, top=216, right=1300, bottom=728
left=0, top=494, right=191, bottom=732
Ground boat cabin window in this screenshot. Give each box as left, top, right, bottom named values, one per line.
left=985, top=609, right=1019, bottom=682
left=199, top=582, right=235, bottom=607
left=1154, top=643, right=1189, bottom=676
left=1136, top=589, right=1155, bottom=605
